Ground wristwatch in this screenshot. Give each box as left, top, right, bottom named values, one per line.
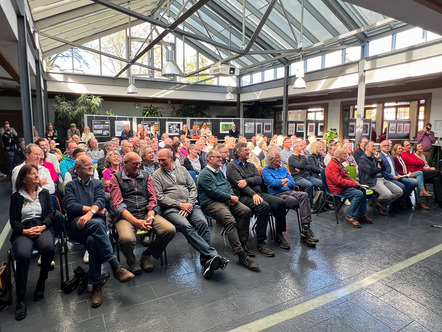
left=90, top=208, right=97, bottom=215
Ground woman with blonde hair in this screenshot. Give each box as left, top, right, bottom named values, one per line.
left=81, top=126, right=95, bottom=146
left=136, top=124, right=149, bottom=140
left=308, top=141, right=325, bottom=179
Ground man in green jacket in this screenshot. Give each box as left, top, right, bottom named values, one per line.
left=198, top=150, right=259, bottom=271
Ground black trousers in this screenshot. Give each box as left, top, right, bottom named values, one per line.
left=12, top=219, right=54, bottom=296
left=423, top=170, right=442, bottom=202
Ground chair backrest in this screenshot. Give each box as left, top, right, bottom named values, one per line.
left=285, top=164, right=290, bottom=173
left=320, top=169, right=333, bottom=196
left=51, top=194, right=62, bottom=212
left=188, top=170, right=197, bottom=183
left=345, top=166, right=357, bottom=180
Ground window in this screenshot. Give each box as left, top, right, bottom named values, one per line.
left=264, top=69, right=275, bottom=81
left=241, top=75, right=251, bottom=86
left=418, top=100, right=426, bottom=131
left=324, top=50, right=342, bottom=68
left=252, top=72, right=262, bottom=84
left=368, top=35, right=392, bottom=57
left=395, top=28, right=424, bottom=50
left=307, top=108, right=324, bottom=120
left=306, top=56, right=322, bottom=72
left=344, top=46, right=361, bottom=63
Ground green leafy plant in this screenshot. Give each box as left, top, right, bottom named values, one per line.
left=141, top=104, right=163, bottom=117
left=106, top=109, right=117, bottom=116
left=53, top=94, right=103, bottom=143
left=323, top=128, right=338, bottom=145
left=169, top=101, right=209, bottom=117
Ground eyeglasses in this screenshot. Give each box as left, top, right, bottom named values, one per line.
left=210, top=156, right=223, bottom=159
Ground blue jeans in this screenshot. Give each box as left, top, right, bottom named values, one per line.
left=341, top=187, right=367, bottom=219
left=67, top=217, right=115, bottom=285
left=294, top=175, right=324, bottom=203
left=162, top=205, right=217, bottom=261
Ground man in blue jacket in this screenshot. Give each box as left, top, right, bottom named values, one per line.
left=64, top=155, right=134, bottom=308
left=262, top=150, right=318, bottom=247
left=379, top=140, right=417, bottom=209
left=198, top=150, right=259, bottom=271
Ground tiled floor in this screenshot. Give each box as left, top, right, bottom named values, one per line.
left=1, top=201, right=442, bottom=332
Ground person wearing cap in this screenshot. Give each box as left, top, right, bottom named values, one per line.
left=67, top=123, right=80, bottom=140
left=417, top=123, right=436, bottom=163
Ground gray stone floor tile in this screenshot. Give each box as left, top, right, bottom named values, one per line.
left=380, top=289, right=442, bottom=332
left=310, top=315, right=357, bottom=332
left=328, top=300, right=393, bottom=331
left=399, top=321, right=433, bottom=332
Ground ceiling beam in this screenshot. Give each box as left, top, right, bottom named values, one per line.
left=0, top=50, right=20, bottom=82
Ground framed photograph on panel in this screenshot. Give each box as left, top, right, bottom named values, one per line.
left=166, top=121, right=182, bottom=135
left=318, top=123, right=324, bottom=136
left=115, top=120, right=130, bottom=137
left=348, top=124, right=355, bottom=137
left=362, top=124, right=369, bottom=135
left=142, top=121, right=159, bottom=135
left=403, top=123, right=410, bottom=134
left=389, top=123, right=396, bottom=134
left=397, top=123, right=403, bottom=134
left=244, top=122, right=255, bottom=134
left=264, top=123, right=272, bottom=133
left=296, top=123, right=305, bottom=133
left=307, top=123, right=315, bottom=136
left=288, top=123, right=296, bottom=135
left=220, top=122, right=233, bottom=134
left=256, top=123, right=262, bottom=135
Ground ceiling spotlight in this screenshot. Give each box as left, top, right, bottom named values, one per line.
left=127, top=76, right=138, bottom=94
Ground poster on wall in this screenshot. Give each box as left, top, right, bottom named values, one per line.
left=389, top=123, right=396, bottom=134
left=244, top=122, right=255, bottom=134
left=318, top=123, right=324, bottom=136
left=362, top=124, right=369, bottom=135
left=264, top=123, right=272, bottom=133
left=256, top=123, right=262, bottom=135
left=288, top=123, right=296, bottom=135
left=141, top=121, right=160, bottom=135
left=348, top=124, right=355, bottom=137
left=115, top=120, right=130, bottom=137
left=296, top=123, right=305, bottom=133
left=166, top=121, right=182, bottom=135
left=92, top=120, right=110, bottom=137
left=307, top=123, right=315, bottom=136
left=220, top=122, right=233, bottom=134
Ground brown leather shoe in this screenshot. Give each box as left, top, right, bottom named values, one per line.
left=91, top=285, right=103, bottom=308
left=345, top=217, right=361, bottom=228
left=416, top=202, right=430, bottom=210
left=419, top=188, right=433, bottom=197
left=357, top=215, right=373, bottom=224
left=375, top=203, right=388, bottom=216
left=113, top=266, right=135, bottom=283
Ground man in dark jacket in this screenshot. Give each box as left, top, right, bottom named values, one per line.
left=353, top=136, right=368, bottom=164
left=64, top=155, right=134, bottom=308
left=198, top=150, right=259, bottom=271
left=2, top=120, right=18, bottom=176
left=358, top=141, right=402, bottom=215
left=226, top=143, right=287, bottom=257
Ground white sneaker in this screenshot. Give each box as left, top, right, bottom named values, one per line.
left=83, top=250, right=89, bottom=264
left=344, top=199, right=351, bottom=206
left=37, top=256, right=56, bottom=267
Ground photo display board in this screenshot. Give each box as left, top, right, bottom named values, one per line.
left=386, top=120, right=411, bottom=140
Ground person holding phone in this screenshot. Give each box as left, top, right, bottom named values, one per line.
left=417, top=123, right=436, bottom=163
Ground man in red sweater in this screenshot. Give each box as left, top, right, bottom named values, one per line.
left=402, top=140, right=442, bottom=207
left=325, top=148, right=372, bottom=228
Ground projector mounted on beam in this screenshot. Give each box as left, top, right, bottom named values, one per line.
left=208, top=63, right=240, bottom=76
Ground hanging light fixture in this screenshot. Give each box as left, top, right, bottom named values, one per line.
left=127, top=76, right=138, bottom=94
left=293, top=0, right=306, bottom=89
left=162, top=44, right=180, bottom=77
left=225, top=86, right=235, bottom=100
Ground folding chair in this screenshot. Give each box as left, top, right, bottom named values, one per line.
left=345, top=166, right=377, bottom=216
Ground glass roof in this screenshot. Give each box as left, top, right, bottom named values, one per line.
left=28, top=0, right=409, bottom=78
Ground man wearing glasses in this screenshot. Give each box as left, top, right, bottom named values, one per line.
left=153, top=148, right=229, bottom=279
left=226, top=143, right=287, bottom=258
left=198, top=150, right=259, bottom=271
left=110, top=152, right=176, bottom=275
left=379, top=140, right=417, bottom=210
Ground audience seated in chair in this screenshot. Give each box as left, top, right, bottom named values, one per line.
left=197, top=150, right=259, bottom=271
left=262, top=150, right=318, bottom=247
left=64, top=155, right=134, bottom=309
left=325, top=149, right=372, bottom=228
left=109, top=152, right=176, bottom=276
left=153, top=148, right=229, bottom=279
left=10, top=164, right=55, bottom=320
left=226, top=142, right=287, bottom=257
left=358, top=141, right=403, bottom=216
